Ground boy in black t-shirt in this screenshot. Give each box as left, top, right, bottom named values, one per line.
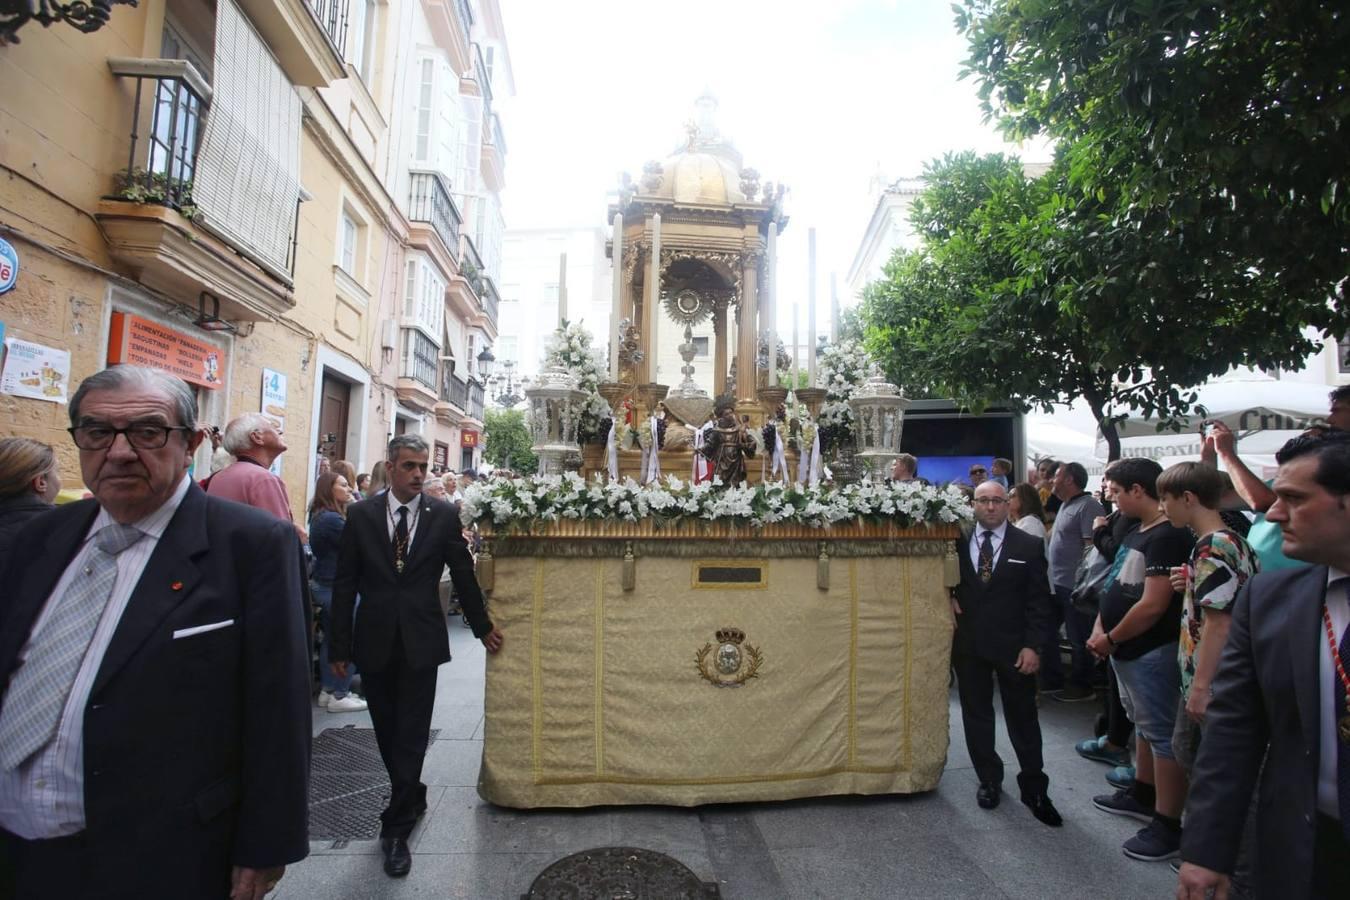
left=1086, top=458, right=1195, bottom=862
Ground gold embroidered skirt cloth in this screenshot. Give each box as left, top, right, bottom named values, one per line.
left=475, top=521, right=960, bottom=808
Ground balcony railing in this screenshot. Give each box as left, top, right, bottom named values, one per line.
left=442, top=371, right=470, bottom=409
left=402, top=328, right=439, bottom=390
left=306, top=0, right=349, bottom=56
left=472, top=42, right=492, bottom=118
left=108, top=58, right=211, bottom=214
left=408, top=171, right=461, bottom=259
left=454, top=0, right=473, bottom=35
left=469, top=379, right=485, bottom=421
left=481, top=274, right=500, bottom=327
left=486, top=113, right=507, bottom=155
left=460, top=233, right=485, bottom=298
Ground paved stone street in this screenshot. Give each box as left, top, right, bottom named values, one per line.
left=282, top=624, right=1176, bottom=900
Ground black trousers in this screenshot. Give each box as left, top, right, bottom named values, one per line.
left=953, top=649, right=1046, bottom=792
left=362, top=645, right=438, bottom=840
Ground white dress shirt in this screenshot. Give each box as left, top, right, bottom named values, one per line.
left=1317, top=568, right=1348, bottom=819
left=968, top=521, right=1009, bottom=572
left=0, top=474, right=191, bottom=839
left=386, top=492, right=423, bottom=552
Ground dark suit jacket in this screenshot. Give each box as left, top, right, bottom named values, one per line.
left=1181, top=564, right=1329, bottom=899
left=0, top=494, right=54, bottom=578
left=329, top=495, right=492, bottom=673
left=953, top=524, right=1054, bottom=666
left=0, top=483, right=311, bottom=895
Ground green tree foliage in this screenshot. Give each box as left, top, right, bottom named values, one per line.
left=956, top=0, right=1348, bottom=346
left=483, top=408, right=538, bottom=474
left=862, top=151, right=1322, bottom=459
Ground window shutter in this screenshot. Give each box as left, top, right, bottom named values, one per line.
left=193, top=0, right=302, bottom=278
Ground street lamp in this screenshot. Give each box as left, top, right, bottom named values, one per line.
left=491, top=359, right=527, bottom=407
left=476, top=347, right=496, bottom=381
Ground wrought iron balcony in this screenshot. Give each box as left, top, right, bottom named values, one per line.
left=442, top=371, right=470, bottom=409
left=460, top=233, right=485, bottom=298
left=471, top=42, right=492, bottom=119
left=402, top=328, right=439, bottom=390
left=486, top=113, right=507, bottom=155
left=468, top=379, right=485, bottom=421
left=480, top=273, right=500, bottom=328
left=306, top=0, right=348, bottom=55
left=408, top=171, right=461, bottom=260
left=107, top=58, right=211, bottom=215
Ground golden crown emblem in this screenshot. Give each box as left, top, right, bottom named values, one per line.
left=715, top=627, right=745, bottom=645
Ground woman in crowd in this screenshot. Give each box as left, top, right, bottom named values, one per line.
left=332, top=459, right=361, bottom=501
left=0, top=437, right=61, bottom=573
left=367, top=459, right=388, bottom=496
left=308, top=472, right=367, bottom=713
left=1007, top=481, right=1047, bottom=540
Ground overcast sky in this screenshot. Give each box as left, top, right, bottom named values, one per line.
left=497, top=0, right=1048, bottom=334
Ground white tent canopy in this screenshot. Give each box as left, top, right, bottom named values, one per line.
left=1110, top=376, right=1333, bottom=439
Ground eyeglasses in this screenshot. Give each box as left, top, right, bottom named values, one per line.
left=69, top=423, right=192, bottom=450
left=973, top=497, right=1008, bottom=506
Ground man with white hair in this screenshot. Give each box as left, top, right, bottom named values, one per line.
left=206, top=413, right=303, bottom=541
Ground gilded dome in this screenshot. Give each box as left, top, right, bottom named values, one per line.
left=637, top=93, right=755, bottom=206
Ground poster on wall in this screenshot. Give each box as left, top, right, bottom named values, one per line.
left=261, top=368, right=287, bottom=477
left=1, top=337, right=70, bottom=403
left=107, top=312, right=225, bottom=389
left=0, top=237, right=18, bottom=295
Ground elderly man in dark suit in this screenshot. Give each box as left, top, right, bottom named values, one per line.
left=1178, top=430, right=1350, bottom=899
left=0, top=366, right=311, bottom=900
left=329, top=434, right=502, bottom=879
left=952, top=479, right=1062, bottom=826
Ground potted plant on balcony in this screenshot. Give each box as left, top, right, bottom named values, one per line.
left=111, top=167, right=198, bottom=220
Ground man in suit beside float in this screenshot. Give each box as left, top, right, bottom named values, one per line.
left=329, top=434, right=502, bottom=879
left=951, top=480, right=1063, bottom=827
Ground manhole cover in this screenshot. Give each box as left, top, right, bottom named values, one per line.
left=308, top=726, right=438, bottom=841
left=523, top=847, right=720, bottom=900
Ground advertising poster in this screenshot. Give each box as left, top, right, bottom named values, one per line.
left=261, top=368, right=287, bottom=477
left=106, top=312, right=225, bottom=389
left=1, top=337, right=71, bottom=403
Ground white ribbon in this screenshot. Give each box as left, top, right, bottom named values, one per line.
left=642, top=415, right=662, bottom=484
left=605, top=420, right=619, bottom=481
left=796, top=430, right=822, bottom=488
left=769, top=424, right=790, bottom=483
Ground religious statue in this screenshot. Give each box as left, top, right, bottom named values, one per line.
left=702, top=395, right=756, bottom=486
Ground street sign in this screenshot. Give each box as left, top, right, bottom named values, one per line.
left=0, top=238, right=18, bottom=295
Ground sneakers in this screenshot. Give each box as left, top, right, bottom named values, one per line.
left=1106, top=765, right=1136, bottom=789
left=317, top=690, right=333, bottom=708
left=1123, top=818, right=1182, bottom=861
left=1092, top=787, right=1154, bottom=823
left=327, top=694, right=369, bottom=713
left=1053, top=684, right=1097, bottom=702
left=1075, top=735, right=1130, bottom=767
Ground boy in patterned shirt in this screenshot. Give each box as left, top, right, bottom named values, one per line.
left=1156, top=462, right=1259, bottom=773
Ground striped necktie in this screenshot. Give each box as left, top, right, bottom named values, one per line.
left=0, top=523, right=145, bottom=771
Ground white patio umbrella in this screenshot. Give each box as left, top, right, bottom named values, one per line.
left=1110, top=376, right=1333, bottom=439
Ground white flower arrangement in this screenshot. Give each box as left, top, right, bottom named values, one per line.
left=817, top=339, right=872, bottom=435
left=461, top=472, right=973, bottom=532
left=542, top=321, right=612, bottom=440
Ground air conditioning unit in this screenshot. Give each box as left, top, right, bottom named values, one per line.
left=381, top=319, right=397, bottom=352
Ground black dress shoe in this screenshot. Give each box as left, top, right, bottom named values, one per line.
left=381, top=837, right=412, bottom=877
left=976, top=782, right=1001, bottom=809
left=1021, top=791, right=1063, bottom=827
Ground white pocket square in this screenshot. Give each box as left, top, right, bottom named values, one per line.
left=1006, top=559, right=1027, bottom=565
left=173, top=619, right=235, bottom=639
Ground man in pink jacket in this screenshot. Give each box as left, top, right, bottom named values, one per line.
left=206, top=413, right=305, bottom=541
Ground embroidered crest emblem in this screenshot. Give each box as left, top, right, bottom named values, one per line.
left=695, top=627, right=763, bottom=687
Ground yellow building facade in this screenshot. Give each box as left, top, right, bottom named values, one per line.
left=0, top=0, right=508, bottom=516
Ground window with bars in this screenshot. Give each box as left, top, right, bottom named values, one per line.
left=402, top=328, right=439, bottom=389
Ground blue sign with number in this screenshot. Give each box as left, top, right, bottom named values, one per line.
left=0, top=238, right=17, bottom=295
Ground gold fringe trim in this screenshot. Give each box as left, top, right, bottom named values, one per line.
left=481, top=519, right=960, bottom=542
left=486, top=538, right=958, bottom=560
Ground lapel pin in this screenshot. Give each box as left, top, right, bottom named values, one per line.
left=171, top=581, right=184, bottom=591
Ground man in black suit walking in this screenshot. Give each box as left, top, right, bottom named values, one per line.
left=1178, top=430, right=1350, bottom=899
left=0, top=366, right=311, bottom=899
left=952, top=480, right=1062, bottom=826
left=329, top=434, right=502, bottom=878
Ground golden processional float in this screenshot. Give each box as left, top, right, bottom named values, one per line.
left=473, top=95, right=967, bottom=809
